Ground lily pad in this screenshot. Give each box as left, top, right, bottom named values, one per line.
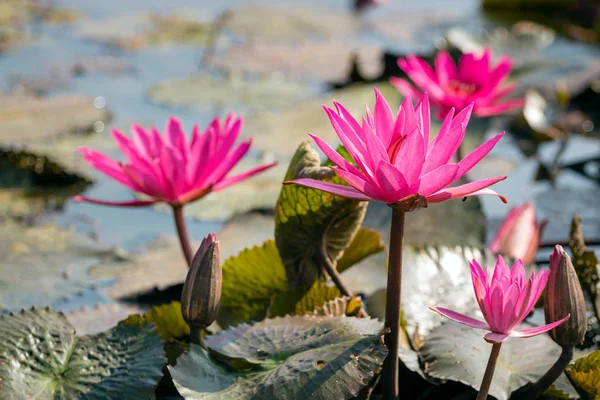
left=124, top=301, right=190, bottom=341
left=213, top=40, right=383, bottom=82
left=567, top=350, right=600, bottom=398
left=170, top=316, right=387, bottom=399
left=0, top=307, right=165, bottom=399
left=0, top=220, right=116, bottom=312
left=224, top=5, right=360, bottom=41
left=275, top=141, right=367, bottom=288
left=65, top=303, right=148, bottom=336
left=313, top=296, right=363, bottom=317
left=336, top=227, right=385, bottom=273
left=147, top=72, right=322, bottom=115
left=268, top=282, right=342, bottom=318
left=243, top=82, right=398, bottom=157
left=419, top=321, right=579, bottom=400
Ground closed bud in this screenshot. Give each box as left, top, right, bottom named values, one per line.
left=181, top=233, right=221, bottom=332
left=544, top=245, right=587, bottom=347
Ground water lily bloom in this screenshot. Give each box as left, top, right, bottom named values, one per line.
left=284, top=89, right=507, bottom=210
left=489, top=201, right=547, bottom=265
left=74, top=115, right=277, bottom=207
left=392, top=48, right=524, bottom=119
left=430, top=255, right=569, bottom=343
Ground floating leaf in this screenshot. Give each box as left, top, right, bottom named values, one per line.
left=125, top=301, right=190, bottom=341
left=337, top=228, right=385, bottom=274
left=313, top=296, right=363, bottom=317
left=0, top=307, right=165, bottom=399
left=218, top=240, right=287, bottom=328
left=268, top=282, right=342, bottom=318
left=419, top=321, right=578, bottom=400
left=170, top=316, right=387, bottom=399
left=147, top=72, right=321, bottom=115
left=65, top=303, right=148, bottom=336
left=275, top=141, right=367, bottom=289
left=567, top=350, right=600, bottom=398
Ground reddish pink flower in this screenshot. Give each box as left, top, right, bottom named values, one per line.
left=75, top=115, right=276, bottom=207
left=284, top=90, right=507, bottom=209
left=392, top=48, right=524, bottom=119
left=430, top=255, right=569, bottom=343
left=489, top=202, right=548, bottom=265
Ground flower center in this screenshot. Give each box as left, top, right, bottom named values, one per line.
left=387, top=135, right=406, bottom=164
left=446, top=79, right=478, bottom=97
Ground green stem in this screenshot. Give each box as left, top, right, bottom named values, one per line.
left=382, top=208, right=406, bottom=400
left=173, top=205, right=193, bottom=267
left=513, top=346, right=573, bottom=400
left=476, top=343, right=502, bottom=400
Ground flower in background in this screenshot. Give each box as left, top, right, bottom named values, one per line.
left=430, top=255, right=569, bottom=343
left=489, top=201, right=547, bottom=265
left=392, top=48, right=524, bottom=119
left=75, top=114, right=277, bottom=207
left=285, top=89, right=507, bottom=210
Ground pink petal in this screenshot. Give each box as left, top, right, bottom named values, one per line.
left=391, top=129, right=425, bottom=188
left=434, top=50, right=457, bottom=87
left=484, top=332, right=509, bottom=343
left=429, top=307, right=490, bottom=330
left=204, top=140, right=251, bottom=186
left=212, top=161, right=277, bottom=192
left=374, top=161, right=410, bottom=202
left=308, top=133, right=363, bottom=178
left=427, top=176, right=507, bottom=203
left=510, top=316, right=570, bottom=338
left=374, top=88, right=395, bottom=146
left=456, top=132, right=504, bottom=178
left=131, top=124, right=154, bottom=157
left=415, top=93, right=431, bottom=143
left=73, top=196, right=158, bottom=207
left=399, top=56, right=447, bottom=100
left=390, top=78, right=423, bottom=100
left=78, top=148, right=139, bottom=191
left=284, top=179, right=372, bottom=201
left=489, top=203, right=527, bottom=253
left=165, top=117, right=189, bottom=160
left=333, top=101, right=364, bottom=142
left=418, top=163, right=459, bottom=197
left=474, top=99, right=525, bottom=118
left=214, top=116, right=242, bottom=160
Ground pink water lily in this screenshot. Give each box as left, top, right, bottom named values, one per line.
left=392, top=48, right=524, bottom=119
left=430, top=255, right=569, bottom=343
left=75, top=114, right=276, bottom=207
left=284, top=89, right=507, bottom=209
left=490, top=201, right=547, bottom=265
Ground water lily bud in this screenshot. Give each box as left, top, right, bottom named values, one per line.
left=181, top=233, right=221, bottom=330
left=544, top=245, right=587, bottom=347
left=489, top=202, right=547, bottom=265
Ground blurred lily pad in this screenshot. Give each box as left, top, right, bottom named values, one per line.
left=124, top=301, right=190, bottom=341
left=0, top=220, right=115, bottom=313
left=213, top=40, right=383, bottom=82
left=243, top=82, right=397, bottom=157
left=419, top=321, right=578, bottom=400
left=224, top=5, right=360, bottom=41
left=81, top=11, right=210, bottom=49
left=0, top=307, right=165, bottom=399
left=567, top=350, right=600, bottom=398
left=171, top=316, right=387, bottom=399
left=65, top=303, right=148, bottom=336
left=147, top=72, right=322, bottom=115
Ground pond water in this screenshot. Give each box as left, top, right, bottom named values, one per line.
left=1, top=0, right=600, bottom=314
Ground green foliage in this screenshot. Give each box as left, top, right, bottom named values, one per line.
left=0, top=307, right=166, bottom=399
left=170, top=316, right=387, bottom=399
left=124, top=301, right=190, bottom=341
left=567, top=350, right=600, bottom=399
left=268, top=282, right=342, bottom=317
left=569, top=215, right=600, bottom=305
left=275, top=141, right=367, bottom=289
left=337, top=227, right=385, bottom=273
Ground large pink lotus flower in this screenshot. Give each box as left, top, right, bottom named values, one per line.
left=392, top=48, right=524, bottom=119
left=284, top=90, right=507, bottom=209
left=75, top=115, right=276, bottom=207
left=430, top=255, right=569, bottom=343
left=489, top=202, right=548, bottom=265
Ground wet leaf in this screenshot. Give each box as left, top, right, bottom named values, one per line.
left=217, top=240, right=287, bottom=328
left=0, top=307, right=165, bottom=399
left=567, top=350, right=600, bottom=398
left=337, top=228, right=385, bottom=274
left=170, top=316, right=387, bottom=399
left=543, top=385, right=578, bottom=399
left=419, top=321, right=578, bottom=400
left=65, top=303, right=148, bottom=336
left=268, top=282, right=342, bottom=318
left=124, top=301, right=190, bottom=341
left=275, top=141, right=367, bottom=289
left=147, top=72, right=322, bottom=114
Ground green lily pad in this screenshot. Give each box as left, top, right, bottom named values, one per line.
left=337, top=227, right=385, bottom=274
left=567, top=350, right=600, bottom=398
left=419, top=321, right=578, bottom=400
left=275, top=141, right=367, bottom=289
left=0, top=307, right=165, bottom=399
left=64, top=303, right=148, bottom=336
left=224, top=5, right=360, bottom=41
left=124, top=301, right=190, bottom=341
left=147, top=72, right=322, bottom=115
left=268, top=282, right=342, bottom=318
left=313, top=296, right=363, bottom=317
left=170, top=316, right=387, bottom=399
left=0, top=220, right=115, bottom=313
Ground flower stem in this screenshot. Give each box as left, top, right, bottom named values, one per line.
left=173, top=205, right=193, bottom=267
left=318, top=245, right=368, bottom=318
left=476, top=342, right=502, bottom=400
left=382, top=208, right=406, bottom=400
left=190, top=327, right=206, bottom=348
left=512, top=345, right=573, bottom=400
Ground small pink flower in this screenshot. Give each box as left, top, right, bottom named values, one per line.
left=392, top=48, right=524, bottom=119
left=489, top=202, right=548, bottom=265
left=430, top=255, right=569, bottom=343
left=75, top=115, right=276, bottom=207
left=284, top=90, right=507, bottom=209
